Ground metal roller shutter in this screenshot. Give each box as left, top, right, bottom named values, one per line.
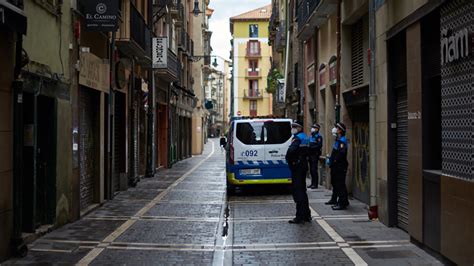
left=79, top=87, right=98, bottom=211
left=396, top=87, right=409, bottom=231
left=114, top=92, right=126, bottom=193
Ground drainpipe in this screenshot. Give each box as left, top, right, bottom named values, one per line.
left=368, top=0, right=378, bottom=219
left=108, top=31, right=116, bottom=199
left=146, top=0, right=156, bottom=178
left=335, top=0, right=341, bottom=123
left=282, top=19, right=290, bottom=115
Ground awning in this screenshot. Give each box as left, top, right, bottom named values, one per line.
left=0, top=0, right=27, bottom=34
left=172, top=82, right=196, bottom=97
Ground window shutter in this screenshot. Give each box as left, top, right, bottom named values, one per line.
left=351, top=19, right=364, bottom=87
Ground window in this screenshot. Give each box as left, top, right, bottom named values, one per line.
left=236, top=121, right=291, bottom=145
left=249, top=24, right=259, bottom=38
left=34, top=0, right=60, bottom=14
left=247, top=41, right=260, bottom=56
left=249, top=60, right=258, bottom=71
left=250, top=101, right=258, bottom=116
left=249, top=80, right=259, bottom=96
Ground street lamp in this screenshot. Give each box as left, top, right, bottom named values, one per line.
left=191, top=0, right=203, bottom=17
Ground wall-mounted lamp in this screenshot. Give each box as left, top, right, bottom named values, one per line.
left=191, top=0, right=203, bottom=17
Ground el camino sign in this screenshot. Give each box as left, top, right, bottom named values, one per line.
left=84, top=0, right=118, bottom=32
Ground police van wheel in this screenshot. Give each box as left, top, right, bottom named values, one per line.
left=226, top=181, right=236, bottom=195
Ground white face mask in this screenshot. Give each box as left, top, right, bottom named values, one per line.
left=310, top=128, right=316, bottom=133
left=331, top=127, right=338, bottom=137
left=291, top=128, right=298, bottom=135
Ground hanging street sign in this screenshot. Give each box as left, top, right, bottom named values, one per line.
left=277, top=78, right=285, bottom=103
left=153, top=37, right=168, bottom=69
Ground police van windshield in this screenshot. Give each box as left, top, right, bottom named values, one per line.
left=236, top=121, right=291, bottom=145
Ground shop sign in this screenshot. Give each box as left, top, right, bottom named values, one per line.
left=153, top=37, right=168, bottom=69
left=79, top=52, right=110, bottom=93
left=441, top=28, right=471, bottom=65
left=408, top=111, right=422, bottom=120
left=84, top=0, right=118, bottom=32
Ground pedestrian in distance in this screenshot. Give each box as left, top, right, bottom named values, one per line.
left=308, top=123, right=323, bottom=189
left=219, top=134, right=227, bottom=153
left=325, top=122, right=350, bottom=210
left=285, top=120, right=312, bottom=224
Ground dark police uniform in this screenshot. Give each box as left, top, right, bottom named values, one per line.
left=328, top=135, right=349, bottom=208
left=286, top=131, right=311, bottom=223
left=308, top=131, right=323, bottom=188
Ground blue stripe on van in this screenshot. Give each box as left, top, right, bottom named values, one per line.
left=235, top=160, right=288, bottom=166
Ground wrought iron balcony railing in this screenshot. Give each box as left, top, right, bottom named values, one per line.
left=243, top=89, right=263, bottom=99
left=130, top=3, right=150, bottom=53
left=297, top=0, right=320, bottom=31
left=275, top=20, right=286, bottom=52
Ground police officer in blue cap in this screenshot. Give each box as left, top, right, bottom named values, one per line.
left=326, top=122, right=350, bottom=210
left=308, top=123, right=323, bottom=189
left=286, top=120, right=311, bottom=224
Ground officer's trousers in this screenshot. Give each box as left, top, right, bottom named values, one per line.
left=331, top=168, right=349, bottom=206
left=290, top=164, right=311, bottom=219
left=309, top=155, right=319, bottom=187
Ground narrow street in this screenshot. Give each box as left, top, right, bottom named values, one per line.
left=4, top=140, right=442, bottom=265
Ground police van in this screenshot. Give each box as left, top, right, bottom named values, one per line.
left=226, top=117, right=293, bottom=192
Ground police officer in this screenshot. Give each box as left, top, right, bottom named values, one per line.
left=286, top=121, right=311, bottom=224
left=308, top=124, right=323, bottom=189
left=326, top=122, right=350, bottom=210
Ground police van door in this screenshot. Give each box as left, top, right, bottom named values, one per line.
left=263, top=120, right=292, bottom=162
left=233, top=120, right=266, bottom=173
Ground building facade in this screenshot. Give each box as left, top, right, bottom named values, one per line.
left=190, top=0, right=212, bottom=155
left=270, top=0, right=473, bottom=264
left=0, top=0, right=27, bottom=260
left=268, top=0, right=304, bottom=121
left=230, top=5, right=273, bottom=117
left=1, top=0, right=210, bottom=261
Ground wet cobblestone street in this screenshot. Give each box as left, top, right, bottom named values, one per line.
left=4, top=140, right=443, bottom=265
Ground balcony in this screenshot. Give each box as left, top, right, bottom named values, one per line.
left=156, top=49, right=179, bottom=82
left=246, top=68, right=261, bottom=79
left=174, top=2, right=185, bottom=27
left=156, top=0, right=173, bottom=7
left=179, top=29, right=193, bottom=55
left=297, top=0, right=338, bottom=40
left=268, top=2, right=279, bottom=42
left=116, top=2, right=151, bottom=65
left=243, top=89, right=263, bottom=100
left=275, top=21, right=286, bottom=52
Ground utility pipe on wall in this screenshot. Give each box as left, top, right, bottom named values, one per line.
left=368, top=0, right=378, bottom=219
left=335, top=0, right=341, bottom=123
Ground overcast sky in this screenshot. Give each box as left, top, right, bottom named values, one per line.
left=208, top=0, right=270, bottom=63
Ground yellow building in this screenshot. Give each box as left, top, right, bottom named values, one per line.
left=230, top=5, right=273, bottom=117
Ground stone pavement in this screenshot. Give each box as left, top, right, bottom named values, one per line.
left=4, top=139, right=443, bottom=265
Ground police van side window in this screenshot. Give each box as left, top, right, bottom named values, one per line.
left=236, top=122, right=265, bottom=145
left=236, top=121, right=291, bottom=145
left=264, top=122, right=291, bottom=144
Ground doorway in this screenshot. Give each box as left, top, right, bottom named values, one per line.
left=22, top=93, right=57, bottom=232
